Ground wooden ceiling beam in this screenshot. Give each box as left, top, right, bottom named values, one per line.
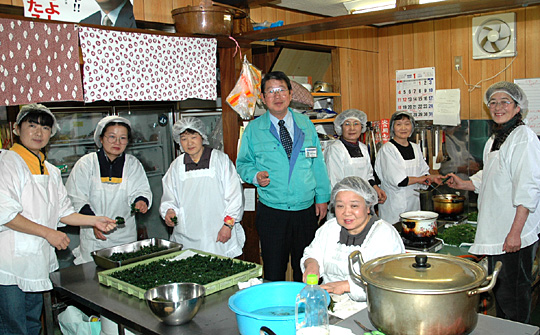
left=236, top=0, right=540, bottom=40
left=247, top=0, right=278, bottom=7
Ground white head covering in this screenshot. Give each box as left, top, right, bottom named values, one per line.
left=484, top=81, right=528, bottom=114
left=333, top=109, right=368, bottom=135
left=389, top=111, right=415, bottom=138
left=330, top=176, right=378, bottom=211
left=172, top=117, right=209, bottom=148
left=14, top=103, right=60, bottom=136
left=94, top=115, right=132, bottom=148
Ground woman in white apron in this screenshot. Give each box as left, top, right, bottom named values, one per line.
left=374, top=111, right=439, bottom=224
left=445, top=81, right=540, bottom=323
left=301, top=176, right=404, bottom=307
left=160, top=117, right=245, bottom=258
left=0, top=105, right=116, bottom=335
left=324, top=109, right=386, bottom=204
left=66, top=116, right=152, bottom=265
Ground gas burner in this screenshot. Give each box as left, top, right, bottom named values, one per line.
left=438, top=214, right=466, bottom=222
left=437, top=214, right=467, bottom=229
left=403, top=237, right=443, bottom=253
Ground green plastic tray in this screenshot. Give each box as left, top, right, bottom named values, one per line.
left=98, top=249, right=262, bottom=299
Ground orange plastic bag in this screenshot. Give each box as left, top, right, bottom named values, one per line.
left=226, top=56, right=262, bottom=119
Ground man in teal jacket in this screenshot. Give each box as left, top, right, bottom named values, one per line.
left=236, top=71, right=331, bottom=282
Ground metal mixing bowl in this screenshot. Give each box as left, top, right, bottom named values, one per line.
left=144, top=283, right=205, bottom=325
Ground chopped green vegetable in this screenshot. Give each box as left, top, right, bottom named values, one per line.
left=108, top=245, right=168, bottom=262
left=328, top=296, right=336, bottom=313
left=131, top=203, right=140, bottom=215
left=115, top=216, right=125, bottom=225
left=171, top=216, right=178, bottom=225
left=439, top=224, right=476, bottom=246
left=109, top=254, right=256, bottom=290
left=467, top=212, right=478, bottom=222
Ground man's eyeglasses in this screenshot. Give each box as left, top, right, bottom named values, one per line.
left=104, top=135, right=129, bottom=144
left=264, top=88, right=289, bottom=96
left=488, top=100, right=514, bottom=109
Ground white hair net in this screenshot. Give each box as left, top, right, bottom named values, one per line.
left=14, top=103, right=59, bottom=136
left=390, top=111, right=415, bottom=138
left=330, top=176, right=378, bottom=210
left=94, top=116, right=132, bottom=148
left=484, top=81, right=528, bottom=113
left=172, top=117, right=209, bottom=147
left=333, top=109, right=368, bottom=135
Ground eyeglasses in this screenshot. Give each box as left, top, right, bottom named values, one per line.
left=488, top=100, right=514, bottom=109
left=264, top=87, right=289, bottom=96
left=104, top=135, right=128, bottom=144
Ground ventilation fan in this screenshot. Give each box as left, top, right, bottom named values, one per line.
left=472, top=13, right=516, bottom=60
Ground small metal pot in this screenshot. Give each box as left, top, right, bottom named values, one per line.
left=313, top=81, right=333, bottom=93
left=432, top=194, right=465, bottom=216
left=349, top=252, right=502, bottom=335
left=400, top=211, right=438, bottom=243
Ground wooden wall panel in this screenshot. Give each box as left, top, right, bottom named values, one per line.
left=450, top=16, right=471, bottom=120
left=434, top=19, right=452, bottom=92
left=526, top=6, right=540, bottom=78
left=377, top=27, right=390, bottom=121
left=377, top=6, right=540, bottom=120
left=509, top=9, right=526, bottom=81
left=402, top=24, right=414, bottom=70
left=413, top=21, right=435, bottom=69
left=143, top=0, right=174, bottom=23
left=129, top=2, right=539, bottom=121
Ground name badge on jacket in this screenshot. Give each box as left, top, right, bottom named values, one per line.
left=305, top=146, right=317, bottom=158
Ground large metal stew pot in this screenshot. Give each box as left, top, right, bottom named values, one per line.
left=400, top=211, right=438, bottom=243
left=348, top=252, right=501, bottom=335
left=433, top=194, right=466, bottom=216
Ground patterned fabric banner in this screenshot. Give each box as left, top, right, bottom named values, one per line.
left=79, top=27, right=217, bottom=102
left=0, top=19, right=83, bottom=106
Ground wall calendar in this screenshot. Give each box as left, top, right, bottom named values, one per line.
left=396, top=67, right=436, bottom=121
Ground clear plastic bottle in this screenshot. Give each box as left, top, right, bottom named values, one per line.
left=295, top=274, right=330, bottom=335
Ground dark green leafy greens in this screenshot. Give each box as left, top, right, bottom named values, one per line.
left=328, top=297, right=335, bottom=313
left=131, top=203, right=140, bottom=215
left=439, top=224, right=476, bottom=246
left=109, top=254, right=256, bottom=290
left=108, top=245, right=169, bottom=262
left=171, top=216, right=178, bottom=225
left=115, top=216, right=125, bottom=225
left=467, top=212, right=478, bottom=222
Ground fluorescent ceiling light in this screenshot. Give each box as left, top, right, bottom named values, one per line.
left=343, top=0, right=396, bottom=14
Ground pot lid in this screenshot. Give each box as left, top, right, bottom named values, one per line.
left=360, top=253, right=486, bottom=294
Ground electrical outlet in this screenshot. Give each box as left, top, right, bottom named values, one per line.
left=454, top=56, right=462, bottom=71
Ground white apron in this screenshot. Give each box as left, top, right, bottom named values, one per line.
left=68, top=154, right=151, bottom=265
left=376, top=142, right=429, bottom=224
left=324, top=140, right=373, bottom=188
left=160, top=150, right=245, bottom=257
left=0, top=152, right=75, bottom=292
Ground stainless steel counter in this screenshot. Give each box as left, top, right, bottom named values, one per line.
left=48, top=262, right=240, bottom=335
left=47, top=261, right=540, bottom=335
left=337, top=308, right=540, bottom=335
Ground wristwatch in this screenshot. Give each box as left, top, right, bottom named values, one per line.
left=224, top=215, right=235, bottom=230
